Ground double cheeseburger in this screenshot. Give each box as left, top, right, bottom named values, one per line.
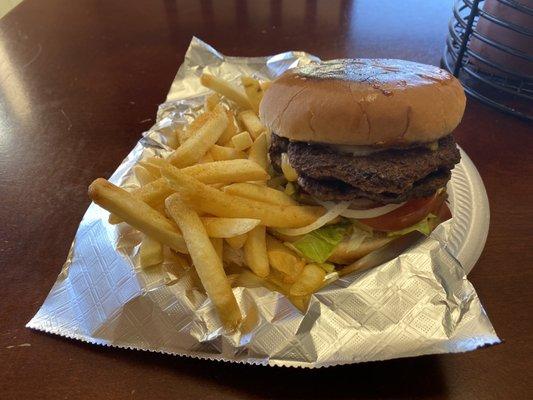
left=259, top=59, right=465, bottom=265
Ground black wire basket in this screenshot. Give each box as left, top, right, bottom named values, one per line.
left=442, top=0, right=533, bottom=121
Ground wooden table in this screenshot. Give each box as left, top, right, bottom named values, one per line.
left=1, top=1, right=531, bottom=399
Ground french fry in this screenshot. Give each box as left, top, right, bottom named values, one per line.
left=223, top=183, right=297, bottom=206
left=165, top=194, right=241, bottom=329
left=138, top=160, right=162, bottom=178
left=161, top=164, right=325, bottom=228
left=266, top=235, right=305, bottom=282
left=209, top=144, right=247, bottom=161
left=289, top=295, right=311, bottom=313
left=159, top=127, right=180, bottom=149
left=217, top=110, right=239, bottom=145
left=260, top=80, right=272, bottom=92
left=241, top=76, right=264, bottom=114
left=225, top=233, right=248, bottom=249
left=264, top=268, right=293, bottom=293
left=290, top=264, right=326, bottom=296
left=188, top=112, right=212, bottom=134
left=133, top=165, right=157, bottom=186
left=205, top=92, right=221, bottom=111
left=88, top=179, right=187, bottom=254
left=211, top=237, right=224, bottom=262
left=238, top=110, right=265, bottom=139
left=281, top=153, right=298, bottom=181
left=199, top=152, right=215, bottom=164
left=200, top=73, right=252, bottom=109
left=111, top=159, right=271, bottom=224
left=202, top=217, right=261, bottom=238
left=183, top=159, right=268, bottom=184
left=176, top=127, right=191, bottom=145
left=168, top=107, right=228, bottom=167
left=231, top=131, right=253, bottom=151
left=138, top=235, right=164, bottom=268
left=223, top=244, right=246, bottom=265
left=248, top=132, right=268, bottom=171
left=243, top=225, right=269, bottom=277
left=176, top=112, right=212, bottom=145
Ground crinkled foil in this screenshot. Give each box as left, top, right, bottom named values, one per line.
left=27, top=37, right=499, bottom=367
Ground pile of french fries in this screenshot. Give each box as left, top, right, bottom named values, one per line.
left=88, top=73, right=328, bottom=330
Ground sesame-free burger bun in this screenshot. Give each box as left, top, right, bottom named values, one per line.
left=259, top=59, right=466, bottom=146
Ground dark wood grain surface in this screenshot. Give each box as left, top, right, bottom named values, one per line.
left=1, top=1, right=531, bottom=399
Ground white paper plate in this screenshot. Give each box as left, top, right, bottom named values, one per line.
left=445, top=148, right=490, bottom=274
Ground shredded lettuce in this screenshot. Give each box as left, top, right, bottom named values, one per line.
left=291, top=223, right=350, bottom=263
left=387, top=214, right=438, bottom=237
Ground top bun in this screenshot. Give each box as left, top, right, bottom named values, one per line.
left=259, top=59, right=466, bottom=145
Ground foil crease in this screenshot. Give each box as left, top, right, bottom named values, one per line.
left=27, top=37, right=499, bottom=367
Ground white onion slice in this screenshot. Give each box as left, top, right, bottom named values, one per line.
left=276, top=201, right=351, bottom=236
left=339, top=202, right=406, bottom=219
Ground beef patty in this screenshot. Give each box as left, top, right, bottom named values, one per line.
left=269, top=133, right=460, bottom=204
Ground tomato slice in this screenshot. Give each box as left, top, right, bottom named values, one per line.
left=359, top=192, right=446, bottom=232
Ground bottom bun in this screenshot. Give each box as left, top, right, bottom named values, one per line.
left=327, top=236, right=394, bottom=265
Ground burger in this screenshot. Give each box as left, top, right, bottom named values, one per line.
left=259, top=59, right=465, bottom=265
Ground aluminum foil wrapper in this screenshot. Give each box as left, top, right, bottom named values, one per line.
left=28, top=37, right=499, bottom=367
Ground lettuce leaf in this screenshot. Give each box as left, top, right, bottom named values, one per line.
left=291, top=223, right=350, bottom=263
left=387, top=214, right=438, bottom=237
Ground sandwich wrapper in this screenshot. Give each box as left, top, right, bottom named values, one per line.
left=27, top=38, right=500, bottom=367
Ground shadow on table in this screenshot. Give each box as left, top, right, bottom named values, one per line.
left=72, top=338, right=448, bottom=399
left=162, top=355, right=447, bottom=399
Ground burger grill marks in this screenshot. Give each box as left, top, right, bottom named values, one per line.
left=269, top=133, right=461, bottom=204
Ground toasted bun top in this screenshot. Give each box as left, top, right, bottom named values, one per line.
left=259, top=59, right=466, bottom=145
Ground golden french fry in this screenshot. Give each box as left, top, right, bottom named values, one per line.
left=328, top=237, right=393, bottom=265
left=289, top=295, right=310, bottom=313
left=290, top=264, right=326, bottom=296
left=183, top=159, right=269, bottom=183
left=133, top=165, right=157, bottom=186
left=176, top=112, right=212, bottom=145
left=199, top=152, right=215, bottom=164
left=243, top=225, right=269, bottom=277
left=88, top=179, right=187, bottom=254
left=231, top=131, right=253, bottom=151
left=132, top=178, right=174, bottom=207
left=111, top=158, right=270, bottom=224
left=248, top=132, right=268, bottom=171
left=202, top=217, right=261, bottom=238
left=138, top=160, right=162, bottom=178
left=241, top=76, right=264, bottom=114
left=217, top=110, right=239, bottom=145
left=223, top=244, right=246, bottom=265
left=238, top=110, right=265, bottom=139
left=165, top=194, right=242, bottom=329
left=260, top=80, right=272, bottom=92
left=168, top=107, right=228, bottom=167
left=188, top=112, right=212, bottom=134
left=211, top=237, right=224, bottom=262
left=265, top=268, right=293, bottom=293
left=281, top=153, right=298, bottom=182
left=139, top=235, right=164, bottom=268
left=223, top=183, right=297, bottom=206
left=176, top=127, right=191, bottom=145
left=266, top=235, right=305, bottom=282
left=200, top=73, right=252, bottom=109
left=205, top=92, right=221, bottom=111
left=209, top=144, right=247, bottom=161
left=225, top=233, right=248, bottom=249
left=186, top=158, right=268, bottom=184
left=161, top=164, right=324, bottom=228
